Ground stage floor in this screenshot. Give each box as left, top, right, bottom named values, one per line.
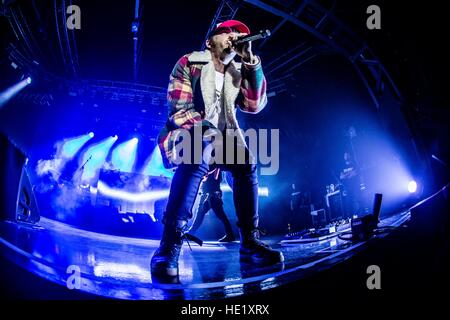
left=0, top=212, right=410, bottom=299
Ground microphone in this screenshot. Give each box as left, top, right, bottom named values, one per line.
left=232, top=29, right=271, bottom=46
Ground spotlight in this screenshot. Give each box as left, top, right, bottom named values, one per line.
left=142, top=146, right=175, bottom=178
left=408, top=180, right=417, bottom=193
left=219, top=184, right=269, bottom=197
left=79, top=136, right=118, bottom=182
left=1, top=77, right=33, bottom=108
left=112, top=135, right=118, bottom=140
left=59, top=132, right=95, bottom=159
left=98, top=181, right=169, bottom=202
left=111, top=138, right=139, bottom=172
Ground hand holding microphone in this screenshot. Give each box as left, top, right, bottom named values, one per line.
left=232, top=29, right=271, bottom=46
left=229, top=29, right=271, bottom=63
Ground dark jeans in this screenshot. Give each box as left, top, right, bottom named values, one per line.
left=163, top=130, right=259, bottom=232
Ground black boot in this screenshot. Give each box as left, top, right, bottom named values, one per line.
left=150, top=220, right=187, bottom=280
left=239, top=229, right=284, bottom=265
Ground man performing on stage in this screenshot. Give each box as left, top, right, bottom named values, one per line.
left=151, top=20, right=283, bottom=281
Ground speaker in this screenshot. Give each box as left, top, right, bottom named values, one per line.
left=16, top=166, right=40, bottom=223
left=0, top=133, right=40, bottom=224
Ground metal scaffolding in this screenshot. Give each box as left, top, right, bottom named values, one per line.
left=53, top=0, right=79, bottom=78
left=201, top=0, right=242, bottom=50
left=66, top=79, right=167, bottom=108
left=203, top=0, right=403, bottom=106
left=132, top=0, right=144, bottom=82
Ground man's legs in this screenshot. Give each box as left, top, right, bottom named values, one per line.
left=150, top=162, right=208, bottom=279
left=226, top=160, right=284, bottom=265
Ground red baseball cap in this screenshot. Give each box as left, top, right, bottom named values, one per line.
left=213, top=20, right=250, bottom=35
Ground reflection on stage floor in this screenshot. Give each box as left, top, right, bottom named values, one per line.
left=0, top=212, right=410, bottom=300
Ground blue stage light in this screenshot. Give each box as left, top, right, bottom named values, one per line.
left=111, top=138, right=139, bottom=173
left=0, top=77, right=32, bottom=108
left=408, top=180, right=417, bottom=193
left=220, top=184, right=269, bottom=197
left=59, top=133, right=95, bottom=159
left=79, top=136, right=118, bottom=182
left=97, top=181, right=170, bottom=202
left=259, top=187, right=269, bottom=197
left=26, top=77, right=32, bottom=84
left=142, top=146, right=174, bottom=178
left=93, top=261, right=149, bottom=282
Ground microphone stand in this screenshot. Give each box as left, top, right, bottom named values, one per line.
left=78, top=155, right=93, bottom=173
left=74, top=155, right=93, bottom=189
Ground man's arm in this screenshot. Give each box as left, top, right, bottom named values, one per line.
left=229, top=34, right=268, bottom=114
left=167, top=55, right=203, bottom=129
left=237, top=57, right=268, bottom=114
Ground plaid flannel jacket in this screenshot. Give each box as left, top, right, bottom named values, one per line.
left=158, top=50, right=267, bottom=168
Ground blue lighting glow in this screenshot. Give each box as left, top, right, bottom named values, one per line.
left=93, top=262, right=150, bottom=282
left=59, top=133, right=95, bottom=159
left=220, top=184, right=269, bottom=197
left=97, top=180, right=170, bottom=202
left=408, top=180, right=417, bottom=193
left=142, top=146, right=174, bottom=178
left=111, top=138, right=139, bottom=173
left=79, top=136, right=118, bottom=182
left=0, top=77, right=32, bottom=108
left=259, top=187, right=270, bottom=197
left=26, top=77, right=32, bottom=84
